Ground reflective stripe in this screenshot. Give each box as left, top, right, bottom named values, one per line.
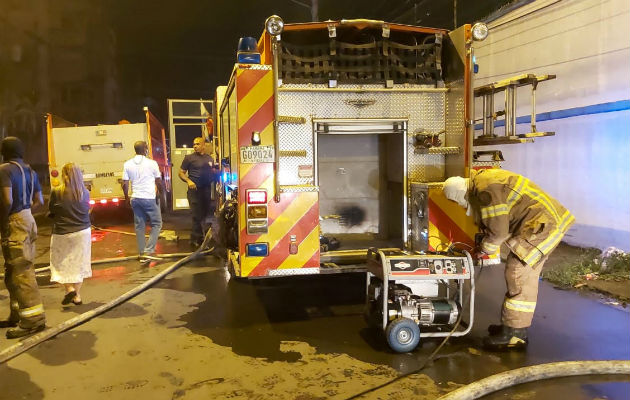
left=524, top=185, right=561, bottom=223
left=504, top=298, right=536, bottom=313
left=481, top=203, right=508, bottom=219
left=507, top=176, right=527, bottom=211
left=18, top=303, right=44, bottom=318
left=10, top=301, right=19, bottom=310
left=523, top=211, right=575, bottom=265
left=481, top=241, right=500, bottom=253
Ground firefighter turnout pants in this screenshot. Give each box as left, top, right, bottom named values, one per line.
left=501, top=252, right=548, bottom=329
left=2, top=209, right=45, bottom=328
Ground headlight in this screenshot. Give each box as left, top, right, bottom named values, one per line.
left=471, top=22, right=488, bottom=41
left=265, top=15, right=284, bottom=36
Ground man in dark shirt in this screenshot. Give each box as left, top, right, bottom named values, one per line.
left=179, top=137, right=218, bottom=249
left=0, top=136, right=46, bottom=338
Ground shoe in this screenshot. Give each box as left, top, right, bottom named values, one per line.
left=487, top=324, right=503, bottom=335
left=72, top=299, right=83, bottom=305
left=483, top=326, right=528, bottom=351
left=62, top=291, right=77, bottom=305
left=6, top=324, right=46, bottom=339
left=0, top=320, right=18, bottom=328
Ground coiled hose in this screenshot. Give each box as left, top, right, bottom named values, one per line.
left=0, top=228, right=216, bottom=364
left=437, top=360, right=630, bottom=400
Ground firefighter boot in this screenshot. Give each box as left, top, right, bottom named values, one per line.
left=6, top=324, right=45, bottom=339
left=487, top=324, right=503, bottom=336
left=483, top=325, right=528, bottom=351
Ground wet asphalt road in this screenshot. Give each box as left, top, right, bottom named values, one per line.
left=0, top=208, right=628, bottom=399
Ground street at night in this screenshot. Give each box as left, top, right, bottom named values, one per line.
left=0, top=210, right=628, bottom=399
left=1, top=0, right=629, bottom=399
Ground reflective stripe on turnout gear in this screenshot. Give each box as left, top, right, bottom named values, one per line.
left=507, top=175, right=527, bottom=211
left=523, top=210, right=576, bottom=265
left=18, top=303, right=44, bottom=318
left=481, top=241, right=500, bottom=254
left=481, top=203, right=508, bottom=219
left=504, top=298, right=536, bottom=313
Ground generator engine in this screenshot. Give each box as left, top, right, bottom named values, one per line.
left=387, top=286, right=460, bottom=326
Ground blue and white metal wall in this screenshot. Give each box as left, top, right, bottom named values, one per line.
left=473, top=0, right=630, bottom=251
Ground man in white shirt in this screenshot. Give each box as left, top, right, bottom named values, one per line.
left=122, top=141, right=164, bottom=260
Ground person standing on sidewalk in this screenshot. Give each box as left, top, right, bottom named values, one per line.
left=122, top=141, right=164, bottom=261
left=178, top=137, right=218, bottom=249
left=0, top=136, right=46, bottom=339
left=48, top=163, right=92, bottom=306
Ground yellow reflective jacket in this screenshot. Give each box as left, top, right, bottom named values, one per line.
left=470, top=169, right=574, bottom=266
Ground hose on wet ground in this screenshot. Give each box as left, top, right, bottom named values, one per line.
left=346, top=251, right=630, bottom=399
left=347, top=252, right=482, bottom=399
left=437, top=360, right=630, bottom=400
left=0, top=228, right=216, bottom=365
left=0, top=250, right=214, bottom=278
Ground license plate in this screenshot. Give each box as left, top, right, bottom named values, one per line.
left=240, top=145, right=275, bottom=163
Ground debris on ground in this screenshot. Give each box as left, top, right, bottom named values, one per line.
left=542, top=244, right=630, bottom=303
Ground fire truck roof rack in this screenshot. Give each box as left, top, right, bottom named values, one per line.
left=474, top=73, right=556, bottom=146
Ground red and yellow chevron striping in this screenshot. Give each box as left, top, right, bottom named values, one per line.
left=427, top=187, right=477, bottom=252
left=235, top=66, right=320, bottom=277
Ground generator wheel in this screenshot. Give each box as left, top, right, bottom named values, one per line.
left=386, top=317, right=421, bottom=353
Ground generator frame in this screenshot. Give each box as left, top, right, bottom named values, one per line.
left=365, top=248, right=475, bottom=352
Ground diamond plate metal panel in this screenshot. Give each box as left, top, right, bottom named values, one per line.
left=278, top=84, right=447, bottom=184
left=445, top=82, right=467, bottom=178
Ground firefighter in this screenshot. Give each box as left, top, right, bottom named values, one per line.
left=0, top=137, right=46, bottom=338
left=443, top=169, right=574, bottom=350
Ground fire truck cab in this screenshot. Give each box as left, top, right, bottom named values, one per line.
left=215, top=17, right=485, bottom=281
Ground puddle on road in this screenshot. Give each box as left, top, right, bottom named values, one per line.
left=27, top=330, right=98, bottom=366
left=158, top=268, right=502, bottom=379
left=0, top=364, right=45, bottom=399
left=156, top=264, right=630, bottom=399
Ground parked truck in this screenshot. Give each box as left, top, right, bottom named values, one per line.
left=212, top=16, right=555, bottom=352
left=46, top=107, right=171, bottom=209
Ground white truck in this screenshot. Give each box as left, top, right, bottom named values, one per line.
left=46, top=107, right=171, bottom=209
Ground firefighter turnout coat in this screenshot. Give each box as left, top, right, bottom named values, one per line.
left=470, top=169, right=575, bottom=266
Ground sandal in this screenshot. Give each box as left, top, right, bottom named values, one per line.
left=61, top=291, right=77, bottom=305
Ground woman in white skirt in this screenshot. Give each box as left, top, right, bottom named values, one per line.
left=48, top=163, right=92, bottom=305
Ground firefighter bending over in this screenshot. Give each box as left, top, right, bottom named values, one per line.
left=0, top=137, right=46, bottom=338
left=443, top=169, right=574, bottom=351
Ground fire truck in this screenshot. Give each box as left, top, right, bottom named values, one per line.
left=46, top=107, right=171, bottom=209
left=213, top=16, right=559, bottom=352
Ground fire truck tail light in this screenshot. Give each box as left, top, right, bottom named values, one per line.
left=247, top=190, right=267, bottom=204
left=100, top=199, right=107, bottom=204
left=246, top=243, right=268, bottom=257
left=89, top=200, right=95, bottom=205
left=247, top=220, right=268, bottom=234
left=247, top=206, right=267, bottom=219
left=112, top=198, right=119, bottom=203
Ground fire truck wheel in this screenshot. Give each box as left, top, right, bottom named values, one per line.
left=386, top=317, right=421, bottom=353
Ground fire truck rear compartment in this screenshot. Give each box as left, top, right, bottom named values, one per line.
left=318, top=126, right=404, bottom=266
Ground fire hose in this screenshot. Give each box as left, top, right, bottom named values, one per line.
left=437, top=360, right=630, bottom=400
left=0, top=228, right=216, bottom=364
left=347, top=254, right=630, bottom=399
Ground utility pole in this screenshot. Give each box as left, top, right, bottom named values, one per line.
left=311, top=0, right=318, bottom=22
left=454, top=0, right=457, bottom=29
left=290, top=0, right=318, bottom=22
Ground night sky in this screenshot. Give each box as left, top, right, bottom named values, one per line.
left=108, top=0, right=513, bottom=122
